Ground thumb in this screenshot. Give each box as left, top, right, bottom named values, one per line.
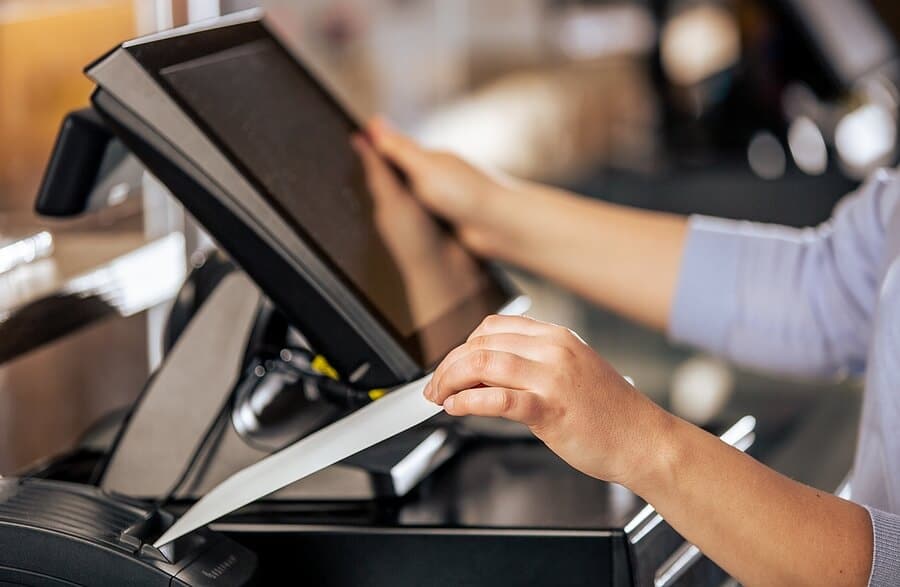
left=366, top=117, right=432, bottom=175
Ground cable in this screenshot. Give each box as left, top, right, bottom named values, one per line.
left=278, top=347, right=383, bottom=409
left=155, top=348, right=379, bottom=507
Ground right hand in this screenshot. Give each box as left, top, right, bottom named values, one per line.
left=365, top=117, right=512, bottom=254
left=423, top=314, right=674, bottom=488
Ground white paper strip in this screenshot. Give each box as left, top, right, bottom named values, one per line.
left=154, top=375, right=440, bottom=547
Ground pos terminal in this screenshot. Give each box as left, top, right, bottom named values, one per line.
left=8, top=9, right=745, bottom=586
left=78, top=8, right=524, bottom=506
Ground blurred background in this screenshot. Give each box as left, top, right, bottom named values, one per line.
left=1, top=0, right=898, bottom=493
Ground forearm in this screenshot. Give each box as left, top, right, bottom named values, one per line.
left=366, top=119, right=689, bottom=330
left=470, top=180, right=688, bottom=331
left=631, top=414, right=873, bottom=586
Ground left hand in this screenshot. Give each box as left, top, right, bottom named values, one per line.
left=352, top=133, right=452, bottom=266
left=424, top=315, right=672, bottom=487
left=363, top=118, right=516, bottom=256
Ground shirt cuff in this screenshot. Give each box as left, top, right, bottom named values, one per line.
left=866, top=507, right=900, bottom=587
left=668, top=215, right=743, bottom=353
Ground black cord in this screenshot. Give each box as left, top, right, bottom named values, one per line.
left=278, top=346, right=375, bottom=408
left=154, top=348, right=372, bottom=507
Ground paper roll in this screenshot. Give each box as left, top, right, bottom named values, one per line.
left=155, top=375, right=441, bottom=547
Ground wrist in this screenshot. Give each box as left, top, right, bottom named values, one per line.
left=456, top=178, right=523, bottom=258
left=623, top=405, right=686, bottom=499
left=457, top=177, right=543, bottom=262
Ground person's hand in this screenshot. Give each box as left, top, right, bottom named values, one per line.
left=351, top=133, right=487, bottom=351
left=364, top=117, right=513, bottom=254
left=423, top=314, right=674, bottom=487
left=352, top=133, right=450, bottom=266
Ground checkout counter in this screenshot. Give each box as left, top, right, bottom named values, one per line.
left=0, top=6, right=871, bottom=586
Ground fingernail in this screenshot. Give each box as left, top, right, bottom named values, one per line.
left=443, top=396, right=455, bottom=411
left=423, top=382, right=432, bottom=400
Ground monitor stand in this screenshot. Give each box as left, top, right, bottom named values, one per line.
left=100, top=270, right=458, bottom=502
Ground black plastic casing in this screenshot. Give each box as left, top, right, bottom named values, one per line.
left=0, top=478, right=256, bottom=586
left=35, top=108, right=115, bottom=217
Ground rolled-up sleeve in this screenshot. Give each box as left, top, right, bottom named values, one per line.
left=668, top=169, right=898, bottom=378
left=867, top=507, right=900, bottom=586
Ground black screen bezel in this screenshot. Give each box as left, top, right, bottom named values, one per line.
left=124, top=17, right=514, bottom=370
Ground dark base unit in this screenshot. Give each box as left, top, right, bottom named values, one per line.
left=203, top=440, right=728, bottom=587
left=238, top=529, right=625, bottom=587
left=0, top=478, right=257, bottom=587
left=235, top=529, right=725, bottom=586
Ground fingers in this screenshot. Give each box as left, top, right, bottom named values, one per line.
left=366, top=117, right=432, bottom=173
left=428, top=349, right=549, bottom=405
left=351, top=134, right=403, bottom=206
left=468, top=314, right=563, bottom=340
left=424, top=315, right=576, bottom=405
left=440, top=333, right=559, bottom=371
left=442, top=387, right=544, bottom=426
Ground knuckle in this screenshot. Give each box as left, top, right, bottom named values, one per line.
left=548, top=343, right=576, bottom=368
left=470, top=349, right=494, bottom=375
left=548, top=343, right=571, bottom=362
left=553, top=328, right=581, bottom=350
left=561, top=343, right=578, bottom=362
left=482, top=314, right=503, bottom=328
left=468, top=335, right=489, bottom=350
left=431, top=363, right=446, bottom=385
left=558, top=326, right=577, bottom=341
left=495, top=389, right=516, bottom=414
left=521, top=395, right=543, bottom=424
left=548, top=326, right=570, bottom=343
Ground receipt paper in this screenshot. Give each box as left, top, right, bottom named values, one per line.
left=154, top=375, right=441, bottom=547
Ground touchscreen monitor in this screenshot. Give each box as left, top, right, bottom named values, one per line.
left=87, top=14, right=519, bottom=383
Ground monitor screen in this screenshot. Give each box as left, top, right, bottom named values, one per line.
left=159, top=37, right=502, bottom=366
